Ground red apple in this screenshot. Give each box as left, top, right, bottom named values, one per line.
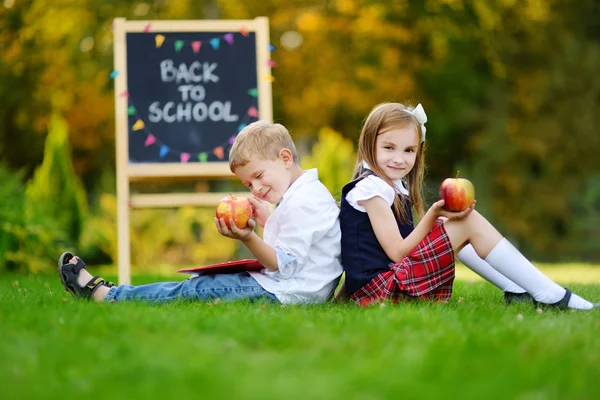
left=439, top=173, right=475, bottom=212
left=216, top=195, right=252, bottom=229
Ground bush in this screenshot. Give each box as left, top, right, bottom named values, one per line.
left=300, top=126, right=356, bottom=200
left=24, top=115, right=88, bottom=249
left=0, top=163, right=64, bottom=273
left=80, top=193, right=238, bottom=271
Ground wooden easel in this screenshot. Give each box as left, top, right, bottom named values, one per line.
left=112, top=17, right=273, bottom=284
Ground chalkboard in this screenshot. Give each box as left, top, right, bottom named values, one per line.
left=125, top=31, right=259, bottom=164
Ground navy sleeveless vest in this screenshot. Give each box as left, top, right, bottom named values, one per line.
left=340, top=177, right=415, bottom=294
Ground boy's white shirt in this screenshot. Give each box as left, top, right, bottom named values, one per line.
left=346, top=163, right=409, bottom=212
left=249, top=168, right=343, bottom=304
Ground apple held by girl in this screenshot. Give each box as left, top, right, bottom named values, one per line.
left=439, top=171, right=475, bottom=212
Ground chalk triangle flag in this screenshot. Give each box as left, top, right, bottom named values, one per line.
left=213, top=146, right=224, bottom=160
left=262, top=74, right=275, bottom=82
left=144, top=134, right=156, bottom=146
left=119, top=90, right=129, bottom=98
left=269, top=43, right=276, bottom=52
left=155, top=34, right=165, bottom=48
left=109, top=70, right=119, bottom=79
left=240, top=26, right=249, bottom=37
left=247, top=88, right=258, bottom=97
left=144, top=23, right=151, bottom=33
left=132, top=119, right=145, bottom=131
left=198, top=152, right=208, bottom=163
left=159, top=145, right=169, bottom=158
left=267, top=59, right=278, bottom=68
left=191, top=41, right=202, bottom=53
left=228, top=135, right=237, bottom=145
left=223, top=33, right=234, bottom=45
left=180, top=152, right=190, bottom=163
left=247, top=106, right=259, bottom=118
left=174, top=40, right=184, bottom=52
left=127, top=106, right=136, bottom=116
left=238, top=123, right=247, bottom=132
left=210, top=38, right=220, bottom=50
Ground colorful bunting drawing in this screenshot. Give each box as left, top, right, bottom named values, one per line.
left=223, top=33, right=234, bottom=45
left=174, top=40, right=184, bottom=52
left=132, top=120, right=145, bottom=130
left=109, top=70, right=119, bottom=79
left=144, top=135, right=156, bottom=146
left=149, top=31, right=243, bottom=54
left=210, top=38, right=220, bottom=50
left=213, top=146, right=224, bottom=160
left=191, top=41, right=202, bottom=53
left=247, top=106, right=259, bottom=118
left=155, top=34, right=165, bottom=48
left=159, top=145, right=169, bottom=158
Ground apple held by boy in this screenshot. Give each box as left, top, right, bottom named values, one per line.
left=439, top=172, right=475, bottom=212
left=216, top=195, right=252, bottom=229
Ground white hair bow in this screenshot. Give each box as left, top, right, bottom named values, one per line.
left=409, top=103, right=427, bottom=142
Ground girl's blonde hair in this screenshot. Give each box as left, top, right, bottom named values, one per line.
left=229, top=120, right=298, bottom=172
left=354, top=103, right=426, bottom=221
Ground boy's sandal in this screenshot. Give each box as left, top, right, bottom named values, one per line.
left=58, top=252, right=113, bottom=300
left=534, top=287, right=572, bottom=310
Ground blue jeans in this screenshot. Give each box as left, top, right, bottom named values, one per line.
left=104, top=272, right=279, bottom=304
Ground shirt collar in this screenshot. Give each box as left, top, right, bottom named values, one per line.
left=362, top=161, right=409, bottom=196
left=281, top=168, right=319, bottom=201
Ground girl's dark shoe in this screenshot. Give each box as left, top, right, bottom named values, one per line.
left=57, top=252, right=113, bottom=300
left=534, top=287, right=572, bottom=310
left=503, top=291, right=534, bottom=305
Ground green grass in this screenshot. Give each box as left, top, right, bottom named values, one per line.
left=1, top=267, right=599, bottom=400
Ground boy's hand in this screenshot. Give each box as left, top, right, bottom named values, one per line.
left=215, top=217, right=256, bottom=241
left=430, top=199, right=475, bottom=220
left=248, top=196, right=271, bottom=228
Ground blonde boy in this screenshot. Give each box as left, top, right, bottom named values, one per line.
left=58, top=121, right=342, bottom=305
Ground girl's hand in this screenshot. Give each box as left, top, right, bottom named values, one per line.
left=248, top=196, right=271, bottom=227
left=215, top=217, right=256, bottom=241
left=430, top=200, right=476, bottom=220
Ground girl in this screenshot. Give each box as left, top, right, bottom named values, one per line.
left=337, top=102, right=597, bottom=310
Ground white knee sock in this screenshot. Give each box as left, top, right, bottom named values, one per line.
left=457, top=244, right=526, bottom=293
left=485, top=238, right=593, bottom=309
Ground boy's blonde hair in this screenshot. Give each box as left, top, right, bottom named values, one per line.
left=229, top=120, right=298, bottom=172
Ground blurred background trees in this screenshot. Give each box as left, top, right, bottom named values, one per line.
left=1, top=0, right=599, bottom=272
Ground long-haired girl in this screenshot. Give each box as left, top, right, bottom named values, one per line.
left=338, top=103, right=597, bottom=310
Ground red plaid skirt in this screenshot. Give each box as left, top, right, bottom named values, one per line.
left=350, top=219, right=455, bottom=307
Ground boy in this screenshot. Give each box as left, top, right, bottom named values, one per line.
left=58, top=121, right=343, bottom=305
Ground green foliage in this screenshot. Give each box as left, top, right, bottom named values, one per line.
left=24, top=115, right=88, bottom=250
left=0, top=163, right=64, bottom=273
left=80, top=193, right=238, bottom=270
left=300, top=126, right=356, bottom=200
left=2, top=0, right=600, bottom=261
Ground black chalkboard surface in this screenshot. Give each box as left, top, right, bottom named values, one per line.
left=125, top=31, right=259, bottom=164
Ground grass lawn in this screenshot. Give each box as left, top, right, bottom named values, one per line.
left=1, top=265, right=599, bottom=400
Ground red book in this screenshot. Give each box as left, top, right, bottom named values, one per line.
left=177, top=259, right=264, bottom=275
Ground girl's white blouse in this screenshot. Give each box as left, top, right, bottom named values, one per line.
left=346, top=175, right=409, bottom=213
